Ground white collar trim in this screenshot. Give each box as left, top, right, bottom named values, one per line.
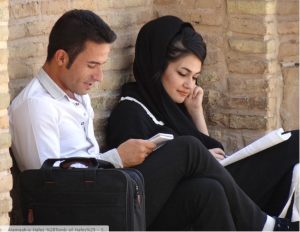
left=120, top=96, right=165, bottom=126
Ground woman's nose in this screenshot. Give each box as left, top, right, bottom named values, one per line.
left=183, top=78, right=194, bottom=89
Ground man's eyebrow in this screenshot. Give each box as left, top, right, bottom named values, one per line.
left=181, top=67, right=201, bottom=74
left=87, top=61, right=107, bottom=65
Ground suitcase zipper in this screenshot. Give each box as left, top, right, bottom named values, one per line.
left=27, top=208, right=34, bottom=224
left=135, top=184, right=142, bottom=207
left=124, top=169, right=143, bottom=208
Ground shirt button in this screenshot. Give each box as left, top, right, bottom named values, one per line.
left=75, top=102, right=79, bottom=106
left=81, top=122, right=84, bottom=126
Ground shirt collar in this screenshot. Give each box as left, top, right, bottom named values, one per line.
left=37, top=68, right=67, bottom=100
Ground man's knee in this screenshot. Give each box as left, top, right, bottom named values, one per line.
left=181, top=178, right=228, bottom=207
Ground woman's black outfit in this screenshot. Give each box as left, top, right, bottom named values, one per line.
left=106, top=16, right=299, bottom=230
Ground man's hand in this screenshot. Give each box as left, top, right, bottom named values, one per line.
left=209, top=148, right=226, bottom=160
left=117, top=139, right=156, bottom=167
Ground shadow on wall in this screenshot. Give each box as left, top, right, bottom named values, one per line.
left=9, top=150, right=23, bottom=225
left=7, top=2, right=50, bottom=224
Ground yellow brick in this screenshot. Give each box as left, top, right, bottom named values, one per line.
left=0, top=171, right=13, bottom=194
left=229, top=38, right=276, bottom=54
left=0, top=131, right=11, bottom=149
left=0, top=93, right=9, bottom=109
left=0, top=49, right=8, bottom=64
left=227, top=0, right=276, bottom=15
left=41, top=0, right=69, bottom=15
left=0, top=25, right=8, bottom=41
left=70, top=0, right=97, bottom=11
left=205, top=48, right=223, bottom=65
left=194, top=0, right=223, bottom=8
left=104, top=49, right=134, bottom=70
left=111, top=0, right=150, bottom=8
left=277, top=0, right=299, bottom=15
left=0, top=212, right=10, bottom=225
left=10, top=42, right=46, bottom=59
left=208, top=112, right=229, bottom=127
left=7, top=62, right=31, bottom=80
left=230, top=115, right=267, bottom=129
left=0, top=1, right=9, bottom=21
left=177, top=0, right=195, bottom=7
left=154, top=0, right=175, bottom=6
left=26, top=20, right=54, bottom=36
left=0, top=151, right=12, bottom=172
left=0, top=82, right=8, bottom=93
left=283, top=67, right=299, bottom=85
left=279, top=42, right=299, bottom=59
left=190, top=8, right=224, bottom=26
left=229, top=16, right=272, bottom=35
left=96, top=0, right=113, bottom=9
left=227, top=55, right=270, bottom=74
left=10, top=1, right=40, bottom=19
left=228, top=75, right=268, bottom=95
left=0, top=80, right=8, bottom=96
left=105, top=8, right=153, bottom=28
left=0, top=197, right=12, bottom=214
left=0, top=115, right=8, bottom=129
left=278, top=21, right=299, bottom=35
left=0, top=41, right=7, bottom=49
left=5, top=24, right=26, bottom=40
left=92, top=70, right=131, bottom=92
left=0, top=71, right=9, bottom=81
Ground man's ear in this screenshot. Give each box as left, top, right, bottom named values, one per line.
left=54, top=49, right=69, bottom=67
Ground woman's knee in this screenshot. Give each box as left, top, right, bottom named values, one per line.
left=172, top=135, right=209, bottom=156
left=174, top=135, right=203, bottom=147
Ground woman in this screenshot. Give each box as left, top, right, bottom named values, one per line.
left=106, top=15, right=299, bottom=230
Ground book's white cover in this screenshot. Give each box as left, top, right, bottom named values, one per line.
left=149, top=133, right=174, bottom=150
left=220, top=128, right=291, bottom=166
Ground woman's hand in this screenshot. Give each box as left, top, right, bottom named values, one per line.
left=184, top=86, right=209, bottom=135
left=209, top=148, right=226, bottom=160
left=184, top=86, right=204, bottom=116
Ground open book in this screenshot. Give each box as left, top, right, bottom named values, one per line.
left=220, top=128, right=291, bottom=166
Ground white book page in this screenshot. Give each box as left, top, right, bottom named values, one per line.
left=220, top=128, right=291, bottom=166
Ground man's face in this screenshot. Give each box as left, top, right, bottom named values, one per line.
left=59, top=40, right=111, bottom=96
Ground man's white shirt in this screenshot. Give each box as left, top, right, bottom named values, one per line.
left=9, top=69, right=123, bottom=171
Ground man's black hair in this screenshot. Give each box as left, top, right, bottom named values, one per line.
left=46, top=9, right=116, bottom=68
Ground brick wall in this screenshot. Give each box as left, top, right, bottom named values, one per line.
left=0, top=0, right=13, bottom=225
left=277, top=0, right=299, bottom=130
left=154, top=0, right=299, bottom=151
left=0, top=0, right=298, bottom=224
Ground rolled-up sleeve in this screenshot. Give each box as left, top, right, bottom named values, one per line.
left=97, top=148, right=123, bottom=168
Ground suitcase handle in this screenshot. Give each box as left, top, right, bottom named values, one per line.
left=41, top=157, right=114, bottom=169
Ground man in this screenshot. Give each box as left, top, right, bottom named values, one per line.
left=9, top=9, right=155, bottom=172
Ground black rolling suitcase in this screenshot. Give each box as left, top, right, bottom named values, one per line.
left=20, top=157, right=146, bottom=231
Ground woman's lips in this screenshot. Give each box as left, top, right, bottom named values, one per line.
left=177, top=90, right=189, bottom=97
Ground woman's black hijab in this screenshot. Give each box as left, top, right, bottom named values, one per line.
left=123, top=15, right=223, bottom=149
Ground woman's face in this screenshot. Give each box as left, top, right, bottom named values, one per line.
left=161, top=53, right=202, bottom=103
